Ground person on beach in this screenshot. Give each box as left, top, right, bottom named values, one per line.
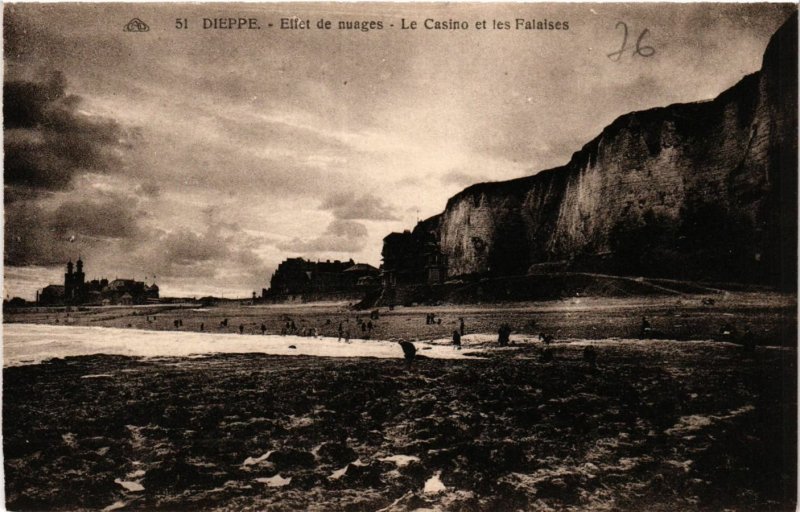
left=239, top=324, right=244, bottom=334
left=459, top=317, right=465, bottom=336
left=399, top=341, right=417, bottom=369
left=338, top=322, right=344, bottom=341
left=452, top=330, right=462, bottom=350
left=639, top=317, right=651, bottom=339
left=261, top=323, right=267, bottom=335
left=345, top=322, right=351, bottom=343
left=200, top=322, right=204, bottom=331
left=498, top=324, right=511, bottom=346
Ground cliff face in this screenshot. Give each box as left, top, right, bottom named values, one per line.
left=428, top=13, right=797, bottom=287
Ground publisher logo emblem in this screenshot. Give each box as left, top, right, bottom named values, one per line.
left=123, top=18, right=150, bottom=32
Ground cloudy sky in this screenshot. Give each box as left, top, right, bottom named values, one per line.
left=3, top=2, right=794, bottom=299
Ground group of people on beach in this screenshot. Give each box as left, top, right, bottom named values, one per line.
left=281, top=318, right=319, bottom=337
left=403, top=316, right=511, bottom=368
left=335, top=316, right=377, bottom=342
left=151, top=312, right=386, bottom=341
left=425, top=313, right=441, bottom=325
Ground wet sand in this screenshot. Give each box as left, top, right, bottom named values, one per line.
left=4, top=341, right=796, bottom=511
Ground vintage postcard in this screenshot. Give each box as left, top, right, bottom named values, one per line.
left=3, top=2, right=797, bottom=511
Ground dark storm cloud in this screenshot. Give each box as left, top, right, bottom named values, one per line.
left=4, top=71, right=137, bottom=192
left=320, top=192, right=399, bottom=221
left=3, top=70, right=145, bottom=268
left=4, top=72, right=66, bottom=129
left=4, top=193, right=144, bottom=266
left=277, top=219, right=368, bottom=253
left=50, top=197, right=143, bottom=240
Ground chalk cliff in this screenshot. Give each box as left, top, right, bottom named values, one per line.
left=410, top=13, right=796, bottom=288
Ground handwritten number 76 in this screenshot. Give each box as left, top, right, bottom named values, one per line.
left=608, top=22, right=655, bottom=61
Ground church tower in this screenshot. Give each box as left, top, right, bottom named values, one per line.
left=64, top=258, right=86, bottom=303
left=75, top=257, right=85, bottom=284
left=65, top=260, right=74, bottom=301
left=74, top=257, right=85, bottom=301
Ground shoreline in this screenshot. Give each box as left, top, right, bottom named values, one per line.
left=6, top=322, right=792, bottom=369
left=3, top=323, right=484, bottom=367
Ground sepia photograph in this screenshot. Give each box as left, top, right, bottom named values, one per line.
left=2, top=2, right=798, bottom=510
